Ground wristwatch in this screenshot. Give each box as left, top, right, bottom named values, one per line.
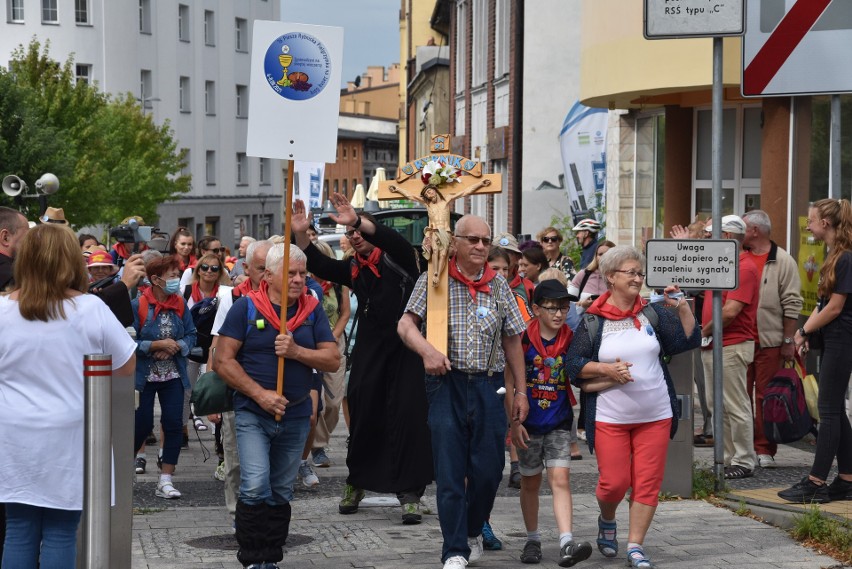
left=798, top=327, right=809, bottom=338
left=783, top=337, right=794, bottom=344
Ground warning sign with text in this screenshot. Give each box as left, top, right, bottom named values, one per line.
left=645, top=239, right=740, bottom=290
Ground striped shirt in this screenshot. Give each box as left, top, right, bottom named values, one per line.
left=405, top=269, right=526, bottom=374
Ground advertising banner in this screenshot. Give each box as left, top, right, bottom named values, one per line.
left=559, top=101, right=608, bottom=225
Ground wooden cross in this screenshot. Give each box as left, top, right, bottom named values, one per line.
left=378, top=134, right=502, bottom=355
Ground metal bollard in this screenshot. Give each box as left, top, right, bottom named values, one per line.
left=83, top=354, right=112, bottom=569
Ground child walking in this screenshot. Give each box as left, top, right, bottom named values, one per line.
left=510, top=279, right=593, bottom=567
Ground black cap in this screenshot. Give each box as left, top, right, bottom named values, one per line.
left=533, top=279, right=572, bottom=305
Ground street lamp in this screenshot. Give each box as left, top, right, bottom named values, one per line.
left=136, top=96, right=161, bottom=116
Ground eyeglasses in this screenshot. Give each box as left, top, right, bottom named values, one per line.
left=538, top=305, right=570, bottom=315
left=199, top=264, right=221, bottom=273
left=344, top=229, right=360, bottom=238
left=614, top=269, right=645, bottom=279
left=206, top=247, right=225, bottom=254
left=541, top=236, right=562, bottom=243
left=455, top=235, right=493, bottom=246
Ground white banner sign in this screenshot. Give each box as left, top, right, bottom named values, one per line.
left=645, top=239, right=740, bottom=290
left=559, top=101, right=608, bottom=224
left=247, top=21, right=344, bottom=163
left=293, top=161, right=325, bottom=210
left=645, top=0, right=744, bottom=38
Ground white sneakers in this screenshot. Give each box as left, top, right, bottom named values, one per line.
left=467, top=535, right=483, bottom=563
left=758, top=454, right=777, bottom=468
left=442, top=556, right=467, bottom=569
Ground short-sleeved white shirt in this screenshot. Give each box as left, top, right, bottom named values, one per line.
left=0, top=294, right=136, bottom=510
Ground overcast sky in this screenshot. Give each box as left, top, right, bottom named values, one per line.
left=280, top=0, right=400, bottom=84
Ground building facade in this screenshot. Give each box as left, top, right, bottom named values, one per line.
left=0, top=0, right=283, bottom=248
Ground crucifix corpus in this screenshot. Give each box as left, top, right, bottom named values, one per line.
left=378, top=134, right=502, bottom=355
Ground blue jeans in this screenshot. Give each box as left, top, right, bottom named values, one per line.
left=134, top=378, right=185, bottom=466
left=2, top=503, right=82, bottom=569
left=425, top=370, right=506, bottom=562
left=235, top=410, right=310, bottom=505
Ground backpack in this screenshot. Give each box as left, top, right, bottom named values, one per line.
left=763, top=364, right=812, bottom=444
left=184, top=287, right=219, bottom=363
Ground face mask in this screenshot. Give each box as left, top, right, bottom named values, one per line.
left=161, top=278, right=181, bottom=295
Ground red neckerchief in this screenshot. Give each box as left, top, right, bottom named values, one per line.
left=191, top=281, right=219, bottom=303
left=233, top=278, right=253, bottom=297
left=525, top=319, right=576, bottom=406
left=320, top=280, right=333, bottom=296
left=448, top=256, right=497, bottom=301
left=178, top=254, right=197, bottom=272
left=142, top=286, right=185, bottom=320
left=247, top=280, right=319, bottom=332
left=586, top=290, right=645, bottom=330
left=510, top=272, right=535, bottom=302
left=351, top=247, right=382, bottom=280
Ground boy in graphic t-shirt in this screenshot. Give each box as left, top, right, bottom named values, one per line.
left=509, top=279, right=594, bottom=567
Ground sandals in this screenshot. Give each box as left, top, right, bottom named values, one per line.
left=193, top=416, right=208, bottom=431
left=626, top=546, right=656, bottom=568
left=155, top=480, right=182, bottom=499
left=724, top=465, right=753, bottom=480
left=596, top=515, right=618, bottom=558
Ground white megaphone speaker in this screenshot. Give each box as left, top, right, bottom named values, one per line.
left=2, top=175, right=27, bottom=198
left=35, top=173, right=60, bottom=195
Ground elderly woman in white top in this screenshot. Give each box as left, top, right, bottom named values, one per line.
left=566, top=246, right=699, bottom=569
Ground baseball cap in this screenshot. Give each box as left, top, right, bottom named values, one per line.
left=533, top=279, right=572, bottom=305
left=706, top=215, right=746, bottom=235
left=495, top=232, right=522, bottom=254
left=87, top=250, right=117, bottom=269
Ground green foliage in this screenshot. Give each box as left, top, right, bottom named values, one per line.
left=791, top=505, right=852, bottom=565
left=548, top=209, right=583, bottom=268
left=734, top=500, right=750, bottom=516
left=692, top=463, right=724, bottom=500
left=0, top=39, right=189, bottom=227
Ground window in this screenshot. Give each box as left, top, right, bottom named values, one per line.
left=235, top=18, right=248, bottom=51
left=205, top=80, right=215, bottom=115
left=236, top=153, right=248, bottom=185
left=342, top=179, right=348, bottom=196
left=138, top=0, right=151, bottom=33
left=75, top=0, right=88, bottom=24
left=471, top=0, right=487, bottom=87
left=140, top=69, right=153, bottom=103
left=494, top=0, right=510, bottom=77
left=178, top=4, right=189, bottom=42
left=259, top=158, right=269, bottom=185
left=204, top=10, right=215, bottom=45
left=342, top=147, right=347, bottom=159
left=352, top=147, right=357, bottom=159
left=9, top=0, right=24, bottom=22
left=455, top=1, right=467, bottom=93
left=42, top=0, right=57, bottom=23
left=75, top=64, right=91, bottom=85
left=180, top=149, right=190, bottom=177
left=179, top=76, right=191, bottom=112
left=236, top=84, right=248, bottom=118
left=206, top=151, right=216, bottom=185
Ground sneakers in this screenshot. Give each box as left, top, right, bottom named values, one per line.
left=155, top=479, right=181, bottom=499
left=626, top=546, right=656, bottom=568
left=442, top=555, right=468, bottom=569
left=135, top=456, right=146, bottom=474
left=311, top=447, right=331, bottom=467
left=298, top=460, right=319, bottom=488
left=778, top=476, right=830, bottom=503
left=401, top=502, right=422, bottom=525
left=520, top=540, right=542, bottom=564
left=481, top=521, right=502, bottom=550
left=338, top=483, right=365, bottom=514
left=559, top=539, right=592, bottom=567
left=213, top=459, right=225, bottom=481
left=827, top=476, right=852, bottom=501
left=596, top=515, right=618, bottom=558
left=467, top=535, right=483, bottom=563
left=757, top=454, right=777, bottom=468
left=508, top=462, right=522, bottom=489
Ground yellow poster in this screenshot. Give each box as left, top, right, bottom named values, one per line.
left=797, top=215, right=824, bottom=316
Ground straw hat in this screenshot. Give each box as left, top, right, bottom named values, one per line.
left=39, top=207, right=69, bottom=225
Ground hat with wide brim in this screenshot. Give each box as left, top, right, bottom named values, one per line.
left=39, top=207, right=69, bottom=225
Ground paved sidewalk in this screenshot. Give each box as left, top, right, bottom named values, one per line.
left=131, top=416, right=849, bottom=569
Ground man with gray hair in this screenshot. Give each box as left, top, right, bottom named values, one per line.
left=700, top=215, right=761, bottom=480
left=741, top=210, right=802, bottom=469
left=0, top=206, right=29, bottom=291
left=231, top=235, right=258, bottom=283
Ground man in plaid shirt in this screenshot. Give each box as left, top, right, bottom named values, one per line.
left=398, top=215, right=528, bottom=569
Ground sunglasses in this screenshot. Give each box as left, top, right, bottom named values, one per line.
left=199, top=264, right=221, bottom=273
left=455, top=235, right=493, bottom=246
left=541, top=236, right=562, bottom=243
left=206, top=247, right=225, bottom=254
left=344, top=229, right=361, bottom=238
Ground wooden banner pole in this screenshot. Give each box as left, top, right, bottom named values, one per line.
left=275, top=159, right=295, bottom=420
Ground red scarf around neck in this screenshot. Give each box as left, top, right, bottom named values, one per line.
left=247, top=280, right=319, bottom=332
left=191, top=281, right=219, bottom=303
left=319, top=280, right=333, bottom=296
left=448, top=256, right=497, bottom=301
left=526, top=318, right=576, bottom=406
left=113, top=242, right=147, bottom=260
left=585, top=290, right=645, bottom=330
left=233, top=278, right=253, bottom=297
left=178, top=254, right=197, bottom=272
left=141, top=286, right=185, bottom=320
left=351, top=247, right=382, bottom=280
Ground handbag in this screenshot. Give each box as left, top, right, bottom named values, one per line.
left=190, top=370, right=233, bottom=416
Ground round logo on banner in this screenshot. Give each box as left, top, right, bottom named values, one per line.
left=263, top=32, right=332, bottom=101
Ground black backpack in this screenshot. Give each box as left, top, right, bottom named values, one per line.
left=184, top=288, right=220, bottom=363
left=763, top=365, right=812, bottom=444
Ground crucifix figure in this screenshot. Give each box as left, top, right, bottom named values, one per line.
left=389, top=179, right=492, bottom=286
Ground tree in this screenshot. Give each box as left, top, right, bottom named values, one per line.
left=0, top=39, right=189, bottom=227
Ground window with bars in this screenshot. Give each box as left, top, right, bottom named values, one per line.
left=75, top=64, right=91, bottom=85
left=75, top=0, right=88, bottom=24
left=42, top=0, right=57, bottom=23
left=9, top=0, right=24, bottom=22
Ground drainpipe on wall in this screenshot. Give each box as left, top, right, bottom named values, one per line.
left=510, top=0, right=524, bottom=235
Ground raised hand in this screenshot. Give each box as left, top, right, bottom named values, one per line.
left=327, top=193, right=357, bottom=227
left=291, top=200, right=310, bottom=234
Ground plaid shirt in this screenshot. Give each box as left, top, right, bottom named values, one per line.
left=405, top=269, right=525, bottom=374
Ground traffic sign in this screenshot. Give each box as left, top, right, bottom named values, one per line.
left=645, top=239, right=740, bottom=290
left=644, top=0, right=744, bottom=39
